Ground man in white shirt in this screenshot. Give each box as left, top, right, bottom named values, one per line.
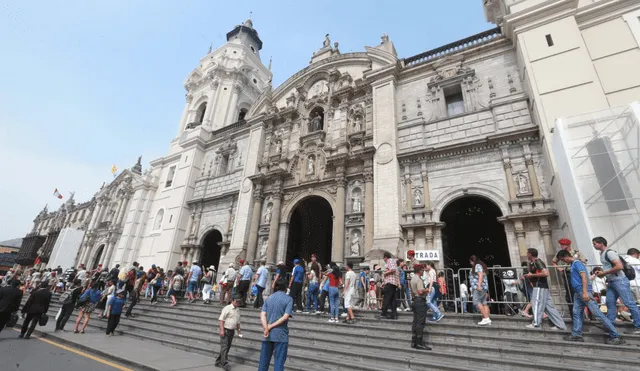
left=625, top=248, right=640, bottom=302
left=216, top=295, right=242, bottom=371
left=76, top=265, right=88, bottom=286
left=343, top=262, right=357, bottom=324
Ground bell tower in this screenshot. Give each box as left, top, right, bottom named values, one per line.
left=177, top=18, right=271, bottom=134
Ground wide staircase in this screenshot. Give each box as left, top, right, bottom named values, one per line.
left=35, top=294, right=640, bottom=371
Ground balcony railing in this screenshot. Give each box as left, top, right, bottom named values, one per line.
left=403, top=27, right=503, bottom=68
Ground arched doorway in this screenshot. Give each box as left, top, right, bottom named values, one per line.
left=201, top=230, right=223, bottom=272
left=441, top=196, right=510, bottom=314
left=441, top=196, right=510, bottom=269
left=286, top=196, right=333, bottom=268
left=92, top=244, right=105, bottom=270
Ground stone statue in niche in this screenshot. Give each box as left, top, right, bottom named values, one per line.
left=264, top=204, right=273, bottom=224
left=352, top=193, right=362, bottom=213
left=353, top=115, right=363, bottom=132
left=414, top=189, right=423, bottom=206
left=309, top=112, right=323, bottom=132
left=307, top=156, right=315, bottom=175
left=259, top=238, right=268, bottom=259
left=517, top=173, right=530, bottom=194
left=275, top=140, right=282, bottom=155
left=350, top=231, right=361, bottom=256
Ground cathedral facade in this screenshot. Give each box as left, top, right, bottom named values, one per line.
left=20, top=0, right=640, bottom=273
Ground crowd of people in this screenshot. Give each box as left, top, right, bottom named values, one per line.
left=0, top=235, right=639, bottom=369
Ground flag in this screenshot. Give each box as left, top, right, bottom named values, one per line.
left=53, top=188, right=63, bottom=199
left=111, top=164, right=118, bottom=177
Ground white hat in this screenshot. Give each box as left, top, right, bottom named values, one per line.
left=277, top=261, right=285, bottom=266
left=208, top=265, right=216, bottom=271
left=229, top=263, right=235, bottom=268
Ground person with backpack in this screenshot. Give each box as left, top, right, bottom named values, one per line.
left=55, top=279, right=82, bottom=332
left=73, top=282, right=102, bottom=334
left=593, top=236, right=640, bottom=335
left=556, top=250, right=624, bottom=345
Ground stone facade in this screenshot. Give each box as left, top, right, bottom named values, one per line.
left=18, top=1, right=640, bottom=272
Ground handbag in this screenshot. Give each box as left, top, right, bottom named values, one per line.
left=6, top=312, right=19, bottom=328
left=39, top=314, right=49, bottom=326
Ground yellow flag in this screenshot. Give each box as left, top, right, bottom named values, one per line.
left=111, top=164, right=117, bottom=175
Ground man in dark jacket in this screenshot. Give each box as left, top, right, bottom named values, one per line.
left=20, top=281, right=52, bottom=339
left=55, top=279, right=82, bottom=332
left=0, top=280, right=23, bottom=332
left=108, top=264, right=120, bottom=286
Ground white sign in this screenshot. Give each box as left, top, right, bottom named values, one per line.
left=410, top=250, right=440, bottom=261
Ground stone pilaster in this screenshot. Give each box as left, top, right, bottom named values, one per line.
left=334, top=169, right=347, bottom=264
left=424, top=226, right=434, bottom=249
left=226, top=83, right=241, bottom=127
left=406, top=228, right=415, bottom=251
left=525, top=159, right=541, bottom=198
left=266, top=180, right=283, bottom=266
left=363, top=168, right=374, bottom=255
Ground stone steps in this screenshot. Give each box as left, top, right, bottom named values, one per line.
left=42, top=298, right=640, bottom=371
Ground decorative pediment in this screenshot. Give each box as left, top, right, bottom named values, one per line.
left=429, top=55, right=475, bottom=86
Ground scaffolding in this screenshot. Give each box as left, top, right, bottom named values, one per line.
left=554, top=103, right=640, bottom=259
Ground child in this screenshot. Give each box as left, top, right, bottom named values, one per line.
left=106, top=289, right=127, bottom=336
left=368, top=278, right=377, bottom=310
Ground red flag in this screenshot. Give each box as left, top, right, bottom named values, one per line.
left=53, top=188, right=63, bottom=199
left=34, top=257, right=41, bottom=265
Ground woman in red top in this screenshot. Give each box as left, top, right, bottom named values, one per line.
left=327, top=262, right=342, bottom=323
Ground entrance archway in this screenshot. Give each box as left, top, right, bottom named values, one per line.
left=201, top=230, right=223, bottom=271
left=92, top=244, right=105, bottom=270
left=286, top=196, right=333, bottom=268
left=441, top=196, right=510, bottom=269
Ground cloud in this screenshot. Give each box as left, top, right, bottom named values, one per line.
left=0, top=138, right=109, bottom=241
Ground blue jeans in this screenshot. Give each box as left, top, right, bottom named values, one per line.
left=329, top=287, right=340, bottom=319
left=573, top=293, right=620, bottom=338
left=405, top=284, right=412, bottom=307
left=427, top=288, right=441, bottom=319
left=306, top=282, right=319, bottom=312
left=606, top=277, right=640, bottom=329
left=258, top=341, right=288, bottom=371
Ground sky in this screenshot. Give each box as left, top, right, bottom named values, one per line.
left=0, top=0, right=492, bottom=242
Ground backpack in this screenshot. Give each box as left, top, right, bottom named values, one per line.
left=604, top=250, right=636, bottom=281
left=59, top=287, right=77, bottom=304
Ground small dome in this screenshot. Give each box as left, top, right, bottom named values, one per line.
left=243, top=18, right=253, bottom=28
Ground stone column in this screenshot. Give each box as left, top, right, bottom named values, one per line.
left=434, top=227, right=444, bottom=270
left=88, top=203, right=102, bottom=231
left=514, top=221, right=528, bottom=261
left=404, top=169, right=413, bottom=212
left=116, top=196, right=129, bottom=226
left=334, top=172, right=347, bottom=263
left=204, top=80, right=219, bottom=126
left=539, top=217, right=553, bottom=261
left=266, top=180, right=283, bottom=266
left=502, top=160, right=517, bottom=201
left=424, top=226, right=434, bottom=250
left=501, top=146, right=517, bottom=201
left=421, top=163, right=431, bottom=210
left=363, top=168, right=374, bottom=255
left=525, top=159, right=542, bottom=198
left=112, top=198, right=124, bottom=225
left=184, top=210, right=195, bottom=244
left=226, top=83, right=241, bottom=127
left=246, top=184, right=264, bottom=263
left=178, top=95, right=193, bottom=133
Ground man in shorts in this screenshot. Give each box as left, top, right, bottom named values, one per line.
left=186, top=260, right=202, bottom=303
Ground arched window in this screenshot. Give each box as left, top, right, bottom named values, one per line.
left=195, top=102, right=207, bottom=124
left=237, top=108, right=248, bottom=121
left=153, top=209, right=165, bottom=231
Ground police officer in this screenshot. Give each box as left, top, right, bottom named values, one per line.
left=410, top=264, right=431, bottom=350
